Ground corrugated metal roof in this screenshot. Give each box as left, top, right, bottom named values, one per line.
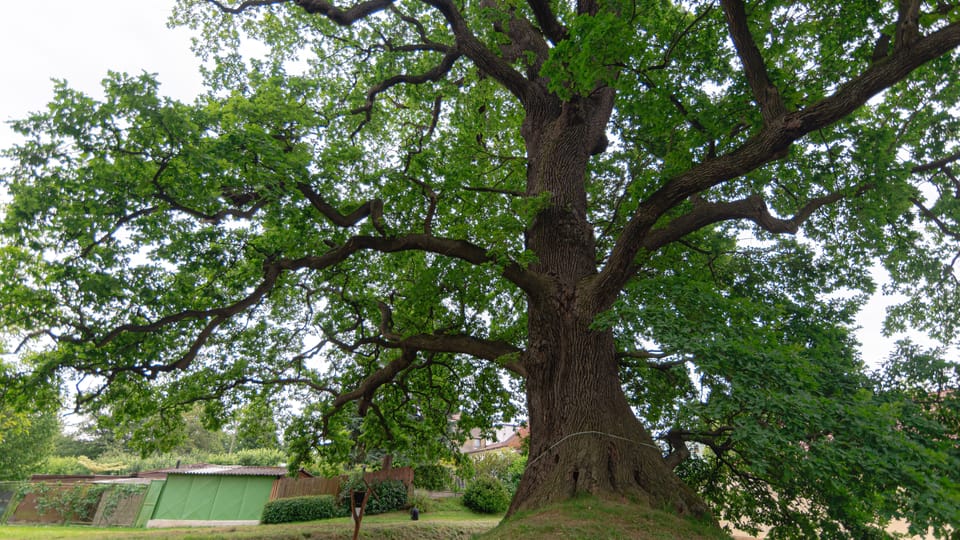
left=91, top=477, right=153, bottom=485
left=164, top=465, right=291, bottom=477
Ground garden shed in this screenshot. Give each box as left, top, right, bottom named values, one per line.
left=145, top=465, right=310, bottom=527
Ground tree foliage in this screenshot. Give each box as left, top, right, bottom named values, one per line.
left=0, top=407, right=57, bottom=481
left=0, top=362, right=58, bottom=481
left=233, top=396, right=282, bottom=451
left=2, top=0, right=960, bottom=536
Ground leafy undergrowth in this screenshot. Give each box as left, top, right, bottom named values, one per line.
left=476, top=494, right=732, bottom=540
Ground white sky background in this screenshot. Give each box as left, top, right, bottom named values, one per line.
left=0, top=1, right=927, bottom=369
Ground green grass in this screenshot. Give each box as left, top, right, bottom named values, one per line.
left=0, top=495, right=734, bottom=539
left=0, top=501, right=500, bottom=540
left=476, top=495, right=731, bottom=540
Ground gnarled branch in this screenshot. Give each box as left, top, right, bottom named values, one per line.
left=376, top=300, right=525, bottom=375
left=643, top=189, right=857, bottom=251
left=597, top=20, right=960, bottom=307
left=294, top=0, right=395, bottom=25
left=296, top=182, right=385, bottom=234
left=911, top=197, right=960, bottom=240
left=720, top=0, right=787, bottom=125
left=421, top=0, right=536, bottom=105
left=896, top=0, right=923, bottom=50
left=277, top=233, right=549, bottom=297
left=913, top=150, right=960, bottom=173
left=350, top=48, right=461, bottom=135
left=205, top=0, right=289, bottom=14
left=526, top=0, right=566, bottom=44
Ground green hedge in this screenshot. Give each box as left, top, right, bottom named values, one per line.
left=338, top=479, right=408, bottom=515
left=414, top=464, right=452, bottom=491
left=261, top=495, right=342, bottom=524
left=462, top=477, right=510, bottom=514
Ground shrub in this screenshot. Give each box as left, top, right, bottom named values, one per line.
left=472, top=449, right=524, bottom=486
left=367, top=479, right=409, bottom=515
left=462, top=477, right=510, bottom=514
left=337, top=478, right=409, bottom=516
left=38, top=456, right=91, bottom=476
left=506, top=455, right=526, bottom=494
left=208, top=448, right=285, bottom=467
left=407, top=491, right=434, bottom=513
left=261, top=495, right=341, bottom=524
left=414, top=464, right=453, bottom=491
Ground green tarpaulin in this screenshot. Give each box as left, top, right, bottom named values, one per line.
left=151, top=474, right=275, bottom=522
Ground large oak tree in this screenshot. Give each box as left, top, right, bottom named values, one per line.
left=2, top=0, right=960, bottom=536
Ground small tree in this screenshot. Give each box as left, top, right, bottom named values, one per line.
left=0, top=408, right=57, bottom=481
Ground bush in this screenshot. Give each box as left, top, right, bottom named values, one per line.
left=337, top=478, right=409, bottom=516
left=472, top=450, right=524, bottom=486
left=261, top=495, right=341, bottom=524
left=208, top=448, right=286, bottom=467
left=462, top=477, right=510, bottom=514
left=506, top=455, right=526, bottom=494
left=414, top=464, right=453, bottom=491
left=366, top=479, right=408, bottom=515
left=407, top=491, right=434, bottom=513
left=38, top=456, right=91, bottom=476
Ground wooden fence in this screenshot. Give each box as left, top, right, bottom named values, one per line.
left=271, top=467, right=415, bottom=500
left=271, top=476, right=341, bottom=499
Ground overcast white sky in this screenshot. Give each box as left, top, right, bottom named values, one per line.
left=0, top=1, right=926, bottom=368
left=0, top=1, right=201, bottom=150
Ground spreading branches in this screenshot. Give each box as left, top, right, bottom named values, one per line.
left=329, top=348, right=417, bottom=417
left=911, top=197, right=960, bottom=240
left=896, top=0, right=923, bottom=50
left=482, top=0, right=551, bottom=79
left=149, top=158, right=268, bottom=224
left=910, top=152, right=960, bottom=240
left=350, top=48, right=461, bottom=135
left=596, top=20, right=960, bottom=306
left=398, top=95, right=443, bottom=235
left=661, top=427, right=734, bottom=469
left=296, top=182, right=386, bottom=234
left=421, top=0, right=536, bottom=104
left=526, top=0, right=567, bottom=44
left=320, top=311, right=525, bottom=436
left=642, top=188, right=860, bottom=251
left=720, top=0, right=787, bottom=125
left=293, top=0, right=395, bottom=25
left=90, top=261, right=284, bottom=375
left=913, top=149, right=960, bottom=174
left=391, top=333, right=525, bottom=376
left=78, top=206, right=159, bottom=258
left=205, top=0, right=289, bottom=14
left=277, top=233, right=549, bottom=297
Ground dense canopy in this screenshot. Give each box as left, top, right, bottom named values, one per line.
left=2, top=0, right=960, bottom=536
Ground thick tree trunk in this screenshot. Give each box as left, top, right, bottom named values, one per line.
left=509, top=311, right=711, bottom=519
left=507, top=95, right=712, bottom=521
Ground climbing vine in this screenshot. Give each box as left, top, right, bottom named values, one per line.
left=25, top=482, right=108, bottom=524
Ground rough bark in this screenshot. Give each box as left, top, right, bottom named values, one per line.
left=509, top=92, right=713, bottom=520
left=512, top=308, right=712, bottom=519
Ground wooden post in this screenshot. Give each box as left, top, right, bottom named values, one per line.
left=350, top=488, right=370, bottom=540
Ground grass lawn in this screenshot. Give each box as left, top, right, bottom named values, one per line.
left=0, top=500, right=501, bottom=540
left=0, top=495, right=735, bottom=539
left=477, top=495, right=731, bottom=540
